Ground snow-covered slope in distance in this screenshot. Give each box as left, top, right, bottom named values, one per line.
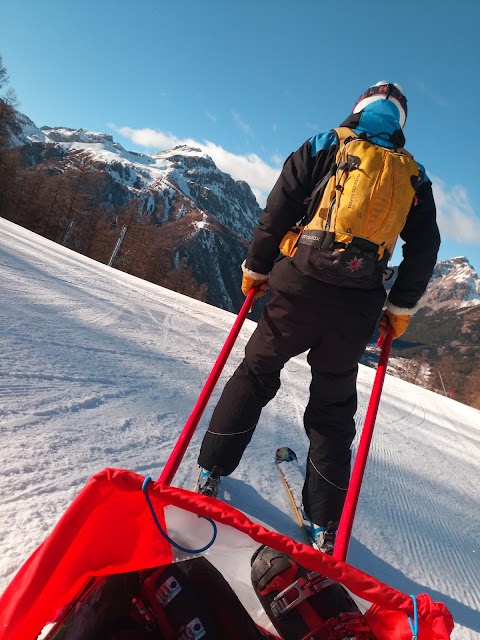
left=0, top=218, right=479, bottom=639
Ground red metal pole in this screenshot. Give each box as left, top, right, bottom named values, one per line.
left=333, top=329, right=394, bottom=561
left=158, top=288, right=256, bottom=485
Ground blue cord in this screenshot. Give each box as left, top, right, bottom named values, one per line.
left=142, top=476, right=217, bottom=554
left=408, top=594, right=419, bottom=639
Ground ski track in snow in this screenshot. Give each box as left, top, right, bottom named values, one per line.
left=0, top=218, right=479, bottom=639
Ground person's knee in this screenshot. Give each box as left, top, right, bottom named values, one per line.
left=239, top=359, right=281, bottom=398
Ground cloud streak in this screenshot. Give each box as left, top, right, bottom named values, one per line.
left=204, top=109, right=216, bottom=123
left=431, top=175, right=480, bottom=244
left=415, top=81, right=451, bottom=109
left=231, top=110, right=254, bottom=138
left=112, top=125, right=280, bottom=205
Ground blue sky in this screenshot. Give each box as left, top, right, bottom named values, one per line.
left=2, top=0, right=480, bottom=273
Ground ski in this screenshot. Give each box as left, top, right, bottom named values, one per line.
left=275, top=447, right=318, bottom=548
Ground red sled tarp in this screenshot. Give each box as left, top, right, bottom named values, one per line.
left=0, top=468, right=453, bottom=640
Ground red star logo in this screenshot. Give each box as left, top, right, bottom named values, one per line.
left=347, top=257, right=363, bottom=272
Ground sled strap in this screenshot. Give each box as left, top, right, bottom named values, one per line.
left=408, top=594, right=419, bottom=640
left=142, top=476, right=217, bottom=553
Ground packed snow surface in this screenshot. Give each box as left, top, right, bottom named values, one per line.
left=0, top=218, right=479, bottom=639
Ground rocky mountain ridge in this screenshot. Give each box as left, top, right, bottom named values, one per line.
left=372, top=257, right=480, bottom=408
left=421, top=256, right=480, bottom=310
left=7, top=110, right=262, bottom=312
left=386, top=256, right=480, bottom=313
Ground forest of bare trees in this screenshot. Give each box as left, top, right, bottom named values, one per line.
left=0, top=56, right=207, bottom=303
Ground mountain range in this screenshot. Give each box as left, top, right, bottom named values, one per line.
left=8, top=111, right=262, bottom=313
left=4, top=109, right=480, bottom=407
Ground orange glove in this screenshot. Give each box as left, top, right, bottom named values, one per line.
left=241, top=261, right=269, bottom=299
left=378, top=309, right=411, bottom=339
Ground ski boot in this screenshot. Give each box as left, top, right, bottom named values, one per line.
left=302, top=512, right=338, bottom=555
left=197, top=466, right=223, bottom=498
left=315, top=521, right=338, bottom=556
left=251, top=545, right=375, bottom=639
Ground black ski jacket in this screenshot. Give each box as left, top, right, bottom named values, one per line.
left=245, top=111, right=440, bottom=310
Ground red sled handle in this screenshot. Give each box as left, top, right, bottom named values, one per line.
left=333, top=328, right=394, bottom=561
left=159, top=288, right=256, bottom=485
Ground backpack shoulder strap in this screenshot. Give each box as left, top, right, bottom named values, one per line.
left=396, top=146, right=414, bottom=158
left=303, top=129, right=344, bottom=215
left=396, top=147, right=425, bottom=191
left=332, top=127, right=357, bottom=145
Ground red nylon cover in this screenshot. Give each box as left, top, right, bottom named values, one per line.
left=0, top=468, right=453, bottom=640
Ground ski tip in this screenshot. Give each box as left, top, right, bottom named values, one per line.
left=275, top=447, right=297, bottom=463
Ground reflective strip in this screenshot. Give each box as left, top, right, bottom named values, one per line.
left=205, top=425, right=256, bottom=437
left=309, top=457, right=349, bottom=491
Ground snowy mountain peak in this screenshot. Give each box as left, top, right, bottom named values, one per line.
left=40, top=126, right=119, bottom=147
left=8, top=111, right=49, bottom=146
left=8, top=112, right=128, bottom=154
left=9, top=109, right=260, bottom=233
left=425, top=256, right=480, bottom=309
left=7, top=108, right=261, bottom=312
left=154, top=145, right=217, bottom=172
left=433, top=256, right=478, bottom=281
left=385, top=256, right=480, bottom=312
left=164, top=144, right=204, bottom=155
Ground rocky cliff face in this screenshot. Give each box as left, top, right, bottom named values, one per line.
left=420, top=257, right=480, bottom=310
left=386, top=256, right=480, bottom=313
left=8, top=112, right=262, bottom=312
left=378, top=257, right=480, bottom=408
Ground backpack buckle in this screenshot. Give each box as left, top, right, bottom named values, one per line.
left=271, top=573, right=336, bottom=618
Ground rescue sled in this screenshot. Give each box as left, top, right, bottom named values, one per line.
left=0, top=469, right=453, bottom=640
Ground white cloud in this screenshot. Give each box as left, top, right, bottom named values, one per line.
left=231, top=110, right=253, bottom=138
left=205, top=110, right=216, bottom=123
left=271, top=153, right=284, bottom=166
left=112, top=125, right=280, bottom=206
left=430, top=175, right=480, bottom=244
left=415, top=81, right=451, bottom=109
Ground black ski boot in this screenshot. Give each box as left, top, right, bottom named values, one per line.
left=251, top=545, right=375, bottom=639
left=315, top=521, right=338, bottom=556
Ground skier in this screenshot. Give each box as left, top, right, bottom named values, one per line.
left=197, top=81, right=440, bottom=552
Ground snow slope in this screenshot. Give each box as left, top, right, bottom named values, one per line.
left=0, top=218, right=479, bottom=639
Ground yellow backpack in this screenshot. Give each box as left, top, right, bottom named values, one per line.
left=280, top=127, right=422, bottom=276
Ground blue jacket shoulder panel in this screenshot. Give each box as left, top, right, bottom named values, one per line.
left=415, top=161, right=430, bottom=184
left=309, top=131, right=337, bottom=157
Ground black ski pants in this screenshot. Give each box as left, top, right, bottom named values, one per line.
left=198, top=270, right=385, bottom=526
